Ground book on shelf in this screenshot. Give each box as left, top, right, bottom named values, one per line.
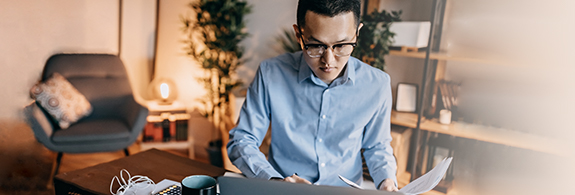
left=143, top=119, right=188, bottom=142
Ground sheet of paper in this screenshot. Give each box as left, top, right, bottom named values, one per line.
left=338, top=157, right=452, bottom=194
left=398, top=157, right=453, bottom=194
left=223, top=171, right=246, bottom=178
left=338, top=175, right=364, bottom=189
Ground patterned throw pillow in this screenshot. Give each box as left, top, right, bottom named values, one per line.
left=30, top=73, right=92, bottom=129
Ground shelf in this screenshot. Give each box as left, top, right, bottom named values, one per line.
left=390, top=111, right=571, bottom=157
left=140, top=140, right=191, bottom=151
left=147, top=113, right=190, bottom=123
left=389, top=50, right=505, bottom=65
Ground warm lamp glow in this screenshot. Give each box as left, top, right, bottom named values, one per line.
left=160, top=83, right=170, bottom=99
left=149, top=78, right=177, bottom=105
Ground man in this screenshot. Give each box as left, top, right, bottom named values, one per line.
left=227, top=0, right=398, bottom=191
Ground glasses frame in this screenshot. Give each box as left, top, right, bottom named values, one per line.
left=298, top=28, right=358, bottom=58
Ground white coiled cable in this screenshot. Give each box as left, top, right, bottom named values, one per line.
left=110, top=169, right=156, bottom=195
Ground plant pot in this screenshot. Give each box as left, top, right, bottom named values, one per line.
left=206, top=139, right=223, bottom=167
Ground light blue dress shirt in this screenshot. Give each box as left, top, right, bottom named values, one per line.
left=227, top=51, right=397, bottom=188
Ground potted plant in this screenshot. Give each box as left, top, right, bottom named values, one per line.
left=352, top=9, right=401, bottom=71
left=181, top=0, right=251, bottom=167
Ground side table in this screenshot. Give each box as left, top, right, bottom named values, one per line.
left=140, top=107, right=195, bottom=159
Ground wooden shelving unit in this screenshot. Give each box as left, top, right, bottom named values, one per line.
left=389, top=50, right=507, bottom=66
left=391, top=111, right=570, bottom=157
left=380, top=0, right=572, bottom=193
left=139, top=102, right=195, bottom=158
left=140, top=140, right=191, bottom=150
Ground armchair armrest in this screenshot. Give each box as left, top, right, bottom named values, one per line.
left=23, top=102, right=56, bottom=145
left=119, top=95, right=149, bottom=134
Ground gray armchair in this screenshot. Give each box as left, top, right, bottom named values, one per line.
left=24, top=54, right=148, bottom=176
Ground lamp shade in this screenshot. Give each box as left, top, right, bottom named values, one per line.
left=149, top=77, right=178, bottom=105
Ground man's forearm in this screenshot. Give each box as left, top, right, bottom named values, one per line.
left=227, top=131, right=283, bottom=179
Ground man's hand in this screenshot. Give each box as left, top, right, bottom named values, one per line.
left=379, top=178, right=398, bottom=192
left=283, top=174, right=312, bottom=184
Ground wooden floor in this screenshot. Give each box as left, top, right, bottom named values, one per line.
left=0, top=135, right=202, bottom=195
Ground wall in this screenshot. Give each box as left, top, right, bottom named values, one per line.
left=238, top=0, right=299, bottom=86
left=120, top=0, right=158, bottom=103
left=0, top=0, right=118, bottom=121
left=154, top=0, right=207, bottom=109
left=153, top=0, right=217, bottom=160
left=0, top=0, right=156, bottom=121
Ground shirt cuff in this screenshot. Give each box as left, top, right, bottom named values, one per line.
left=377, top=178, right=398, bottom=190
left=255, top=169, right=284, bottom=180
left=372, top=170, right=397, bottom=189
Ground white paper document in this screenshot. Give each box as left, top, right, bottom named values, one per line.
left=339, top=157, right=453, bottom=194
left=338, top=175, right=364, bottom=189
left=398, top=157, right=452, bottom=194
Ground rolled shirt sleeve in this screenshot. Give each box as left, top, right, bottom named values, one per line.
left=227, top=65, right=283, bottom=180
left=362, top=73, right=398, bottom=187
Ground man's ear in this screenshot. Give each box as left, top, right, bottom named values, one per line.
left=293, top=24, right=304, bottom=50
left=357, top=23, right=364, bottom=35
left=293, top=24, right=301, bottom=42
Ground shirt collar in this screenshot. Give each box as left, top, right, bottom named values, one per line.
left=298, top=53, right=311, bottom=83
left=344, top=58, right=356, bottom=84
left=297, top=53, right=357, bottom=85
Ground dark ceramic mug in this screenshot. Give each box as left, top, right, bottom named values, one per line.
left=181, top=175, right=217, bottom=195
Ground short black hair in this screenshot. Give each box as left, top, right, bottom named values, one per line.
left=296, top=0, right=361, bottom=28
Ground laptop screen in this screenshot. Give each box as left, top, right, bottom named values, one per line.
left=218, top=176, right=403, bottom=195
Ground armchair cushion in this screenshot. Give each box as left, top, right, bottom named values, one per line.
left=51, top=119, right=130, bottom=143
left=30, top=73, right=92, bottom=129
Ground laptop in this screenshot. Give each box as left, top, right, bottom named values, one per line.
left=218, top=176, right=402, bottom=195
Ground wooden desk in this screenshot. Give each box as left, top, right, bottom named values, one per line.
left=54, top=149, right=226, bottom=195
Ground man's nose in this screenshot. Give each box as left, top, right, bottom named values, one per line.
left=321, top=47, right=336, bottom=66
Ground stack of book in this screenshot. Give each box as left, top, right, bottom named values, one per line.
left=143, top=111, right=190, bottom=142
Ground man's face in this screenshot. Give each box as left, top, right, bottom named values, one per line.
left=293, top=11, right=362, bottom=84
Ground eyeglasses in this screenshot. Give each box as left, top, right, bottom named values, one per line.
left=299, top=29, right=357, bottom=58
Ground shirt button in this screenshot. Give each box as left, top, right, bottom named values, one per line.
left=318, top=138, right=323, bottom=143
left=320, top=163, right=326, bottom=167
left=325, top=89, right=330, bottom=93
left=321, top=115, right=326, bottom=119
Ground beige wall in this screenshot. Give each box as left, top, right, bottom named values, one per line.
left=153, top=0, right=207, bottom=109
left=238, top=0, right=299, bottom=86
left=153, top=0, right=213, bottom=159
left=0, top=0, right=119, bottom=120
left=120, top=0, right=157, bottom=103
left=0, top=0, right=157, bottom=121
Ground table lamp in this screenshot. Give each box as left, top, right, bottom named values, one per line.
left=150, top=78, right=178, bottom=105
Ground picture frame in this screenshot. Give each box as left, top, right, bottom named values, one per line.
left=395, top=83, right=418, bottom=112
